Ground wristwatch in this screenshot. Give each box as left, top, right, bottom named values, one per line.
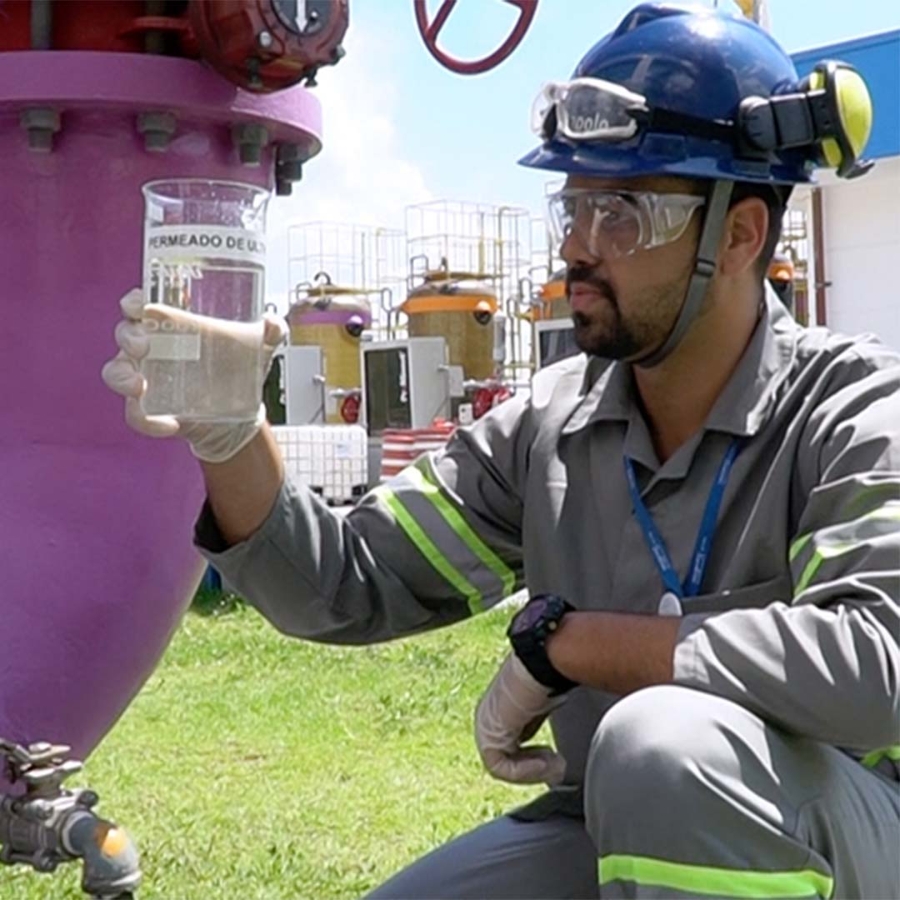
left=507, top=594, right=577, bottom=695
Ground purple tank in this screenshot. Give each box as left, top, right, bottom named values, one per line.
left=0, top=51, right=321, bottom=789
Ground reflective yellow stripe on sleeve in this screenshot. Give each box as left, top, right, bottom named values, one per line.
left=599, top=854, right=834, bottom=899
left=788, top=532, right=813, bottom=562
left=794, top=540, right=856, bottom=595
left=791, top=501, right=900, bottom=596
left=409, top=463, right=517, bottom=598
left=373, top=484, right=483, bottom=615
left=861, top=745, right=900, bottom=768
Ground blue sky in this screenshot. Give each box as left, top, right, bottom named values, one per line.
left=266, top=0, right=900, bottom=300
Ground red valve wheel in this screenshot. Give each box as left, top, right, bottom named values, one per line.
left=340, top=393, right=361, bottom=424
left=413, top=0, right=538, bottom=75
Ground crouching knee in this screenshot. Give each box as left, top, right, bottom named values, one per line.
left=583, top=686, right=749, bottom=847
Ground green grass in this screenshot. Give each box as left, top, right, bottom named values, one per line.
left=2, top=597, right=542, bottom=899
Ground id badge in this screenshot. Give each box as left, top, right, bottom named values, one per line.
left=657, top=591, right=683, bottom=617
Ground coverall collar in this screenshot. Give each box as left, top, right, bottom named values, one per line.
left=562, top=285, right=799, bottom=444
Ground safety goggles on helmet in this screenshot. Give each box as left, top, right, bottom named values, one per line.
left=532, top=67, right=874, bottom=180
left=546, top=189, right=705, bottom=258
left=532, top=78, right=647, bottom=144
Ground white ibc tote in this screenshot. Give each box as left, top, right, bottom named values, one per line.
left=272, top=424, right=368, bottom=505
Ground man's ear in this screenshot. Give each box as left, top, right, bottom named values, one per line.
left=718, top=197, right=769, bottom=277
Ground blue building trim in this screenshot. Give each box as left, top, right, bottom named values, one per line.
left=791, top=30, right=900, bottom=160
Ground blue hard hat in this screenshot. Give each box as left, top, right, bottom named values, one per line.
left=519, top=3, right=814, bottom=185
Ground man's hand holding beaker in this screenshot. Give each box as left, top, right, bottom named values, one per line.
left=102, top=288, right=287, bottom=463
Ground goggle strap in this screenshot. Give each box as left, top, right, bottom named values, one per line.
left=542, top=106, right=559, bottom=142
left=631, top=106, right=737, bottom=146
left=637, top=180, right=734, bottom=369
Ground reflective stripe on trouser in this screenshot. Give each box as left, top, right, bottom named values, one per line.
left=372, top=463, right=516, bottom=615
left=365, top=814, right=599, bottom=900
left=584, top=686, right=900, bottom=899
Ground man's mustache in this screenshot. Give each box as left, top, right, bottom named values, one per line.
left=565, top=266, right=617, bottom=304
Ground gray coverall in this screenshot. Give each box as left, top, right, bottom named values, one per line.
left=197, top=291, right=900, bottom=899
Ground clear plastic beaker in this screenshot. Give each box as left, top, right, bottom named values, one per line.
left=140, top=179, right=270, bottom=422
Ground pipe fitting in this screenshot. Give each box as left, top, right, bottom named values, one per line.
left=20, top=108, right=61, bottom=153
left=275, top=143, right=308, bottom=196
left=63, top=811, right=141, bottom=898
left=136, top=112, right=177, bottom=153
left=232, top=122, right=270, bottom=167
left=0, top=738, right=141, bottom=898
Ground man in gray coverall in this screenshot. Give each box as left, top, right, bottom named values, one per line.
left=103, top=5, right=900, bottom=898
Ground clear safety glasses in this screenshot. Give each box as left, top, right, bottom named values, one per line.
left=532, top=77, right=648, bottom=144
left=546, top=189, right=706, bottom=258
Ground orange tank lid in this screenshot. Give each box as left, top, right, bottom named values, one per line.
left=401, top=278, right=498, bottom=316
left=538, top=268, right=567, bottom=301
left=767, top=253, right=795, bottom=283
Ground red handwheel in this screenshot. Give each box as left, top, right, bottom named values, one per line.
left=413, top=0, right=538, bottom=75
left=340, top=393, right=361, bottom=424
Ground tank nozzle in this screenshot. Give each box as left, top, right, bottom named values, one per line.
left=0, top=738, right=141, bottom=899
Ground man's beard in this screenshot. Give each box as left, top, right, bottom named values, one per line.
left=566, top=264, right=642, bottom=359
left=565, top=263, right=685, bottom=361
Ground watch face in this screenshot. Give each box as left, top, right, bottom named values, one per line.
left=511, top=595, right=557, bottom=634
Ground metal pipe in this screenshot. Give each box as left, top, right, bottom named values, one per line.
left=328, top=387, right=361, bottom=399
left=496, top=206, right=517, bottom=375
left=407, top=253, right=429, bottom=292
left=515, top=274, right=535, bottom=370
left=379, top=287, right=395, bottom=340
left=359, top=228, right=367, bottom=292
left=478, top=211, right=486, bottom=275
left=811, top=187, right=829, bottom=327
left=143, top=1, right=167, bottom=55
left=30, top=0, right=53, bottom=50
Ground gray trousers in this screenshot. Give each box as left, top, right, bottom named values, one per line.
left=367, top=686, right=900, bottom=899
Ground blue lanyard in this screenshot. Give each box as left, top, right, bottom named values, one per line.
left=624, top=439, right=742, bottom=600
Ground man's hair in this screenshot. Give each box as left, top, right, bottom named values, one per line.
left=727, top=181, right=794, bottom=278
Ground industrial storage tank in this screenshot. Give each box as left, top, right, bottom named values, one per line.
left=0, top=0, right=342, bottom=881
left=400, top=272, right=498, bottom=381
left=288, top=275, right=372, bottom=423
left=535, top=268, right=570, bottom=320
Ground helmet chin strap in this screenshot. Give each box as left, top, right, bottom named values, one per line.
left=636, top=179, right=734, bottom=369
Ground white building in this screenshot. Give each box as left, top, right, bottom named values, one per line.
left=788, top=30, right=900, bottom=349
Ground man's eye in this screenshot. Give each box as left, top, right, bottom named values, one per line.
left=598, top=209, right=626, bottom=229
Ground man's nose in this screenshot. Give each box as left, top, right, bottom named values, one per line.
left=560, top=222, right=603, bottom=268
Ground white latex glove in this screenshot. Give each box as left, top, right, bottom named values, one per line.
left=101, top=288, right=287, bottom=463
left=475, top=653, right=568, bottom=786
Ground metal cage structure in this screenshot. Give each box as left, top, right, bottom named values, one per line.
left=287, top=221, right=407, bottom=339
left=777, top=206, right=812, bottom=325
left=403, top=199, right=533, bottom=382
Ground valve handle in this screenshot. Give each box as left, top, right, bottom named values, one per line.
left=413, top=0, right=538, bottom=75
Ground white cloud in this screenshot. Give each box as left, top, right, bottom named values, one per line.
left=265, top=29, right=432, bottom=309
